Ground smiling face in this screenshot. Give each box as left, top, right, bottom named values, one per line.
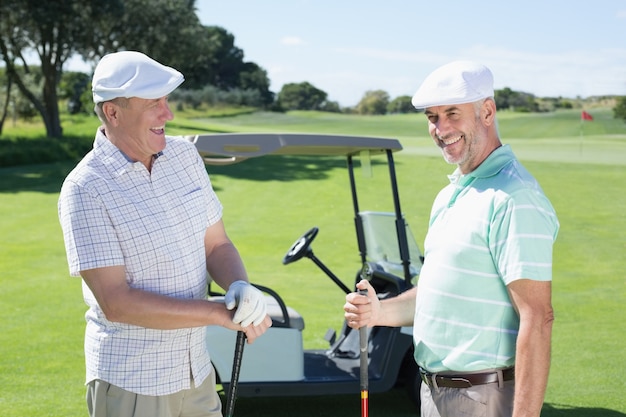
left=101, top=96, right=174, bottom=169
left=424, top=99, right=500, bottom=174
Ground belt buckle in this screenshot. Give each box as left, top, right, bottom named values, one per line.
left=420, top=370, right=438, bottom=388
left=420, top=371, right=473, bottom=389
left=420, top=371, right=433, bottom=388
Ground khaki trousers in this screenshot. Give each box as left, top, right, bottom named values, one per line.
left=420, top=379, right=515, bottom=417
left=86, top=370, right=222, bottom=417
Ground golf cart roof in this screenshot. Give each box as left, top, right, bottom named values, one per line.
left=186, top=133, right=402, bottom=165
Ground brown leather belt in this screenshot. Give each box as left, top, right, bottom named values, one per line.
left=420, top=367, right=515, bottom=389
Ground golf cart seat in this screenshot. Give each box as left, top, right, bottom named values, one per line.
left=265, top=295, right=304, bottom=331
left=359, top=211, right=423, bottom=287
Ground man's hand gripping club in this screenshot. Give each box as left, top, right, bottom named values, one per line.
left=344, top=279, right=381, bottom=329
left=225, top=280, right=268, bottom=328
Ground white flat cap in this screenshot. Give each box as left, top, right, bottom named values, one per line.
left=411, top=61, right=494, bottom=109
left=92, top=51, right=184, bottom=103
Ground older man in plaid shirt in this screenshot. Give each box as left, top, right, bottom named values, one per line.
left=59, top=51, right=271, bottom=417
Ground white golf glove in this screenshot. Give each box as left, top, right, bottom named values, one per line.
left=224, top=280, right=267, bottom=327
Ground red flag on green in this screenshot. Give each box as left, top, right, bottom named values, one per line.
left=581, top=111, right=593, bottom=121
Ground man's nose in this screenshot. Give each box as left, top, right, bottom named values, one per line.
left=160, top=101, right=174, bottom=121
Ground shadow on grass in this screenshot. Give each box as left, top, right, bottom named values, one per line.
left=0, top=134, right=93, bottom=168
left=0, top=149, right=393, bottom=194
left=542, top=403, right=626, bottom=416
left=220, top=387, right=418, bottom=417
left=0, top=162, right=75, bottom=194
left=219, top=393, right=626, bottom=417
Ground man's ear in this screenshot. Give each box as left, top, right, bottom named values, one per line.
left=102, top=102, right=120, bottom=126
left=482, top=99, right=497, bottom=126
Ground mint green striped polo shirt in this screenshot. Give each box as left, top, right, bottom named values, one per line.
left=414, top=144, right=559, bottom=373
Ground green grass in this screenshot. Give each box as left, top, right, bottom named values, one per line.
left=0, top=108, right=625, bottom=416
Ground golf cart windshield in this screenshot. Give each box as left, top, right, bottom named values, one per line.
left=359, top=211, right=422, bottom=279
left=187, top=132, right=420, bottom=288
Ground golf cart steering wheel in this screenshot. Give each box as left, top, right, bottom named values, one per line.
left=282, top=227, right=319, bottom=265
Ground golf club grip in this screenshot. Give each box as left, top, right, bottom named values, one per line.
left=359, top=325, right=368, bottom=390
left=225, top=331, right=246, bottom=417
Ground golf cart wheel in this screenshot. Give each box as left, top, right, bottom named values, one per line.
left=282, top=227, right=318, bottom=265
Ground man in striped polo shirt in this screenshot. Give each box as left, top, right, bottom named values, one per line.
left=344, top=61, right=559, bottom=417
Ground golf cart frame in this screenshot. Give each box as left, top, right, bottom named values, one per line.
left=188, top=133, right=423, bottom=404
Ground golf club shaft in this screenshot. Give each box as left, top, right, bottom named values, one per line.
left=359, top=288, right=369, bottom=417
left=225, top=330, right=246, bottom=417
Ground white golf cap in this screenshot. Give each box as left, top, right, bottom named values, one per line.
left=92, top=51, right=184, bottom=104
left=411, top=61, right=494, bottom=109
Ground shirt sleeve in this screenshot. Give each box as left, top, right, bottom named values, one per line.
left=59, top=180, right=125, bottom=276
left=490, top=188, right=559, bottom=285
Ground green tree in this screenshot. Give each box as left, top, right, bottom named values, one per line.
left=198, top=26, right=245, bottom=89
left=101, top=8, right=223, bottom=90
left=0, top=65, right=48, bottom=134
left=387, top=95, right=414, bottom=114
left=238, top=62, right=274, bottom=106
left=277, top=82, right=328, bottom=111
left=320, top=100, right=341, bottom=113
left=0, top=0, right=125, bottom=138
left=495, top=87, right=538, bottom=112
left=174, top=26, right=273, bottom=106
left=0, top=0, right=274, bottom=135
left=0, top=1, right=241, bottom=135
left=356, top=90, right=389, bottom=115
left=495, top=87, right=514, bottom=110
left=613, top=96, right=626, bottom=122
left=0, top=67, right=12, bottom=134
left=59, top=71, right=90, bottom=114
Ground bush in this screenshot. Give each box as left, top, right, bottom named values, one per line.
left=171, top=86, right=266, bottom=110
left=387, top=95, right=414, bottom=114
left=356, top=90, right=390, bottom=115
left=0, top=135, right=93, bottom=167
left=613, top=96, right=626, bottom=122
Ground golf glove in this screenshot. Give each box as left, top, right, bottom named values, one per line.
left=225, top=280, right=267, bottom=327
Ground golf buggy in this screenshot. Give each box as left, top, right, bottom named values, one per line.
left=187, top=133, right=424, bottom=406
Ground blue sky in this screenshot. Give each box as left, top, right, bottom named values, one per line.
left=196, top=0, right=626, bottom=106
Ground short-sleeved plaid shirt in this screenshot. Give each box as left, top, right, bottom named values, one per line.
left=58, top=130, right=222, bottom=396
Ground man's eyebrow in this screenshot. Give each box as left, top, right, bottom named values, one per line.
left=425, top=106, right=462, bottom=115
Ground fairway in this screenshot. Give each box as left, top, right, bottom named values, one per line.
left=0, top=108, right=624, bottom=416
left=179, top=108, right=626, bottom=166
left=392, top=135, right=626, bottom=166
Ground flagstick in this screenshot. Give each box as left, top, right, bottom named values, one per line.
left=579, top=117, right=583, bottom=157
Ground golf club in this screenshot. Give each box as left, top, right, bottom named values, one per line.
left=225, top=330, right=246, bottom=417
left=359, top=287, right=369, bottom=417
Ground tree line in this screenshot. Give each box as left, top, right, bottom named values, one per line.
left=1, top=0, right=624, bottom=139
left=0, top=0, right=273, bottom=138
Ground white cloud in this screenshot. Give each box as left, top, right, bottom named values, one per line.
left=617, top=9, right=626, bottom=19
left=280, top=36, right=305, bottom=46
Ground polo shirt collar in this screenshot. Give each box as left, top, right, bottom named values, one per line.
left=448, top=144, right=514, bottom=184
left=92, top=128, right=168, bottom=176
